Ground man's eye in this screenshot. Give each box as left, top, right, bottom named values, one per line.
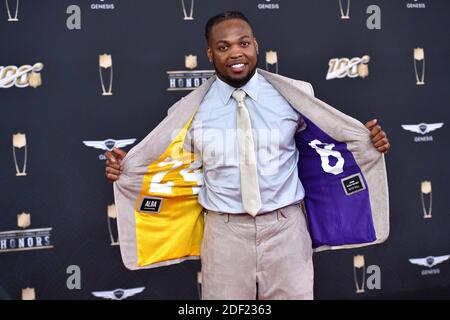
left=218, top=46, right=227, bottom=51
left=241, top=42, right=249, bottom=47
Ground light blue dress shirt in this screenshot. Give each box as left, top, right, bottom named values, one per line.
left=186, top=71, right=305, bottom=214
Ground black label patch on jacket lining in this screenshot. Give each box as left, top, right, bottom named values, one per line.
left=138, top=197, right=162, bottom=213
left=341, top=173, right=366, bottom=196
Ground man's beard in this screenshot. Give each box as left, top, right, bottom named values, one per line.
left=213, top=58, right=258, bottom=88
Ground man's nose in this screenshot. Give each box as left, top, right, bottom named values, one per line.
left=229, top=46, right=243, bottom=59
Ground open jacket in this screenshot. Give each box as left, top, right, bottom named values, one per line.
left=114, top=69, right=389, bottom=270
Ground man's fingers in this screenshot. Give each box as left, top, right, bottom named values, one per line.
left=106, top=166, right=121, bottom=176
left=104, top=149, right=125, bottom=184
left=377, top=143, right=390, bottom=154
left=105, top=160, right=122, bottom=171
left=105, top=148, right=127, bottom=163
left=374, top=138, right=388, bottom=148
left=365, top=119, right=377, bottom=130
left=106, top=173, right=119, bottom=182
left=372, top=130, right=386, bottom=142
left=104, top=151, right=118, bottom=163
left=112, top=147, right=127, bottom=160
left=370, top=125, right=382, bottom=137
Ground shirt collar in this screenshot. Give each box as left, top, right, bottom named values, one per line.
left=215, top=70, right=260, bottom=104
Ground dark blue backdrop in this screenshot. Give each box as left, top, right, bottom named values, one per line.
left=1, top=0, right=449, bottom=299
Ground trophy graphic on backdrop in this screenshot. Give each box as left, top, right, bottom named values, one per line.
left=338, top=0, right=350, bottom=19
left=22, top=287, right=35, bottom=300
left=12, top=133, right=27, bottom=176
left=5, top=0, right=19, bottom=21
left=265, top=51, right=278, bottom=74
left=421, top=181, right=432, bottom=219
left=99, top=54, right=113, bottom=95
left=107, top=204, right=119, bottom=246
left=17, top=212, right=31, bottom=229
left=185, top=54, right=198, bottom=70
left=353, top=255, right=365, bottom=293
left=181, top=0, right=194, bottom=20
left=413, top=48, right=425, bottom=85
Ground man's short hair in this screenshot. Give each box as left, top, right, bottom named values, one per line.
left=204, top=11, right=253, bottom=43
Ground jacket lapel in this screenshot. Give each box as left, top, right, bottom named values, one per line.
left=114, top=76, right=216, bottom=270
left=260, top=69, right=389, bottom=252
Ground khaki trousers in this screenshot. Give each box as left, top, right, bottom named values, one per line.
left=201, top=202, right=314, bottom=300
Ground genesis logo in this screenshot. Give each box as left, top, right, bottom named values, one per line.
left=91, top=287, right=145, bottom=300
left=409, top=255, right=450, bottom=268
left=409, top=254, right=450, bottom=276
left=401, top=122, right=443, bottom=142
left=83, top=138, right=136, bottom=160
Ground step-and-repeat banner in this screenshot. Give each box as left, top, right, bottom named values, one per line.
left=1, top=0, right=449, bottom=300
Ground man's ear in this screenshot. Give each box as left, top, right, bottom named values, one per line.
left=207, top=47, right=213, bottom=62
left=254, top=39, right=259, bottom=55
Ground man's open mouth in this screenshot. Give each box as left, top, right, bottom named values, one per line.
left=229, top=63, right=247, bottom=73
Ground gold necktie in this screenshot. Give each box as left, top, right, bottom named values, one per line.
left=232, top=89, right=262, bottom=216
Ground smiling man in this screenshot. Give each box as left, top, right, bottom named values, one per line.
left=105, top=11, right=390, bottom=300
left=206, top=17, right=258, bottom=87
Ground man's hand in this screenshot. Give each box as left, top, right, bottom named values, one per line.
left=104, top=147, right=127, bottom=182
left=365, top=119, right=390, bottom=154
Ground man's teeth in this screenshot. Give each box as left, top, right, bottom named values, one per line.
left=231, top=64, right=244, bottom=68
